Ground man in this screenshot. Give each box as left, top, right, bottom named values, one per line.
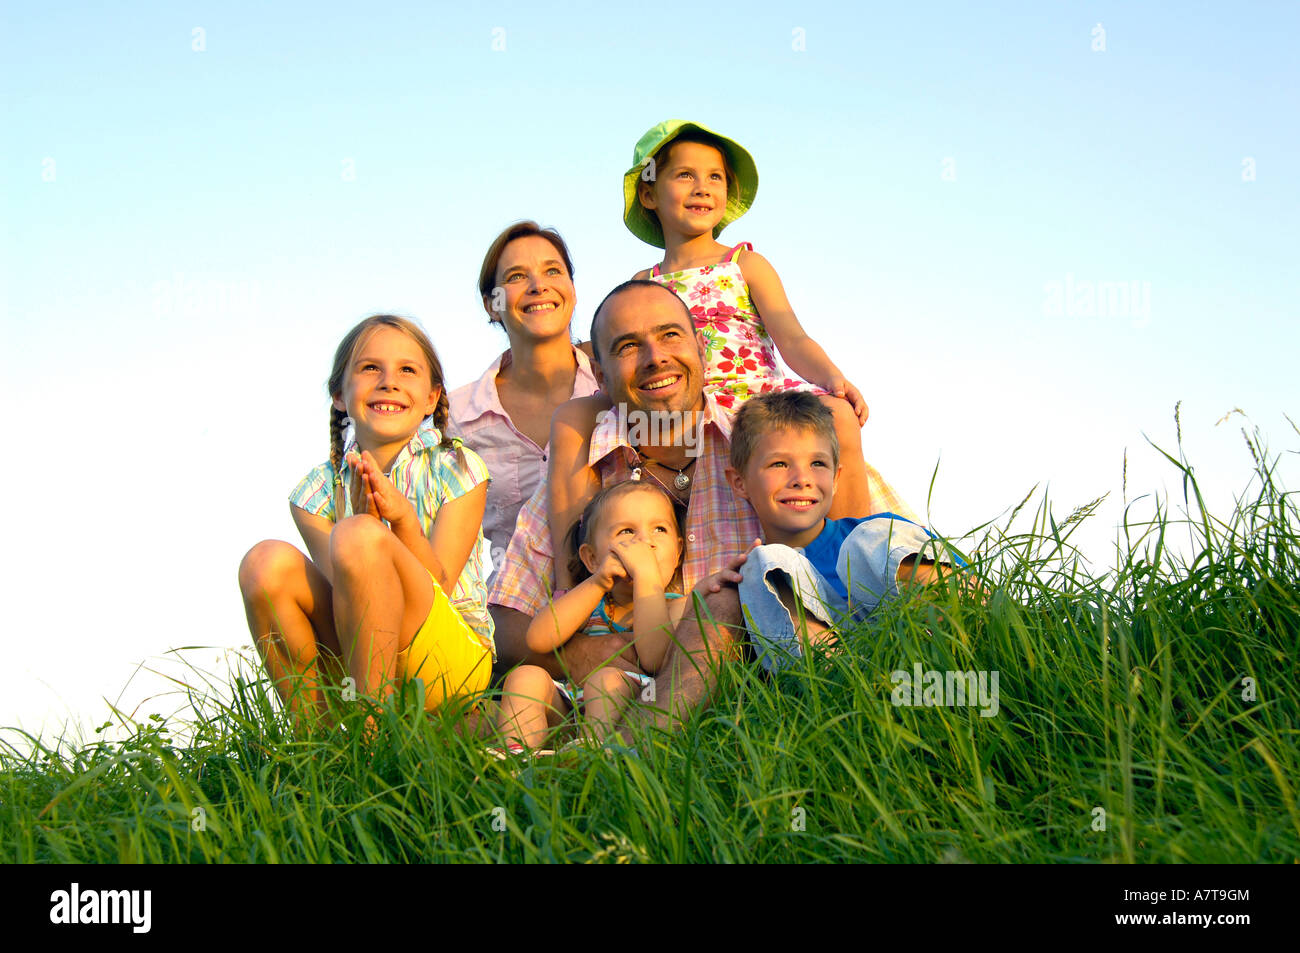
left=489, top=279, right=761, bottom=727
left=490, top=279, right=931, bottom=729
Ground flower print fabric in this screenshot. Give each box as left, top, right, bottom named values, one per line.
left=650, top=243, right=823, bottom=410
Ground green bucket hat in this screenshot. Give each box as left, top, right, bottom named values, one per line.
left=622, top=119, right=759, bottom=248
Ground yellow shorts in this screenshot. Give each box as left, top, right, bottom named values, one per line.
left=395, top=574, right=493, bottom=711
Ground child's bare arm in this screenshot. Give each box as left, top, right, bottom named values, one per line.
left=290, top=505, right=337, bottom=585
left=630, top=592, right=674, bottom=673
left=641, top=594, right=691, bottom=673
left=421, top=483, right=488, bottom=593
left=526, top=576, right=609, bottom=654
left=547, top=395, right=609, bottom=588
left=613, top=540, right=678, bottom=673
left=740, top=250, right=868, bottom=424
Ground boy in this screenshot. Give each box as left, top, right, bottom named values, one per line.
left=725, top=392, right=961, bottom=673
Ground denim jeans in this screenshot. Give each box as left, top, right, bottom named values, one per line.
left=738, top=517, right=945, bottom=674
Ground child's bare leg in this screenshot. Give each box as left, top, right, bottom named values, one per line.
left=548, top=395, right=610, bottom=589
left=329, top=515, right=435, bottom=701
left=769, top=574, right=837, bottom=651
left=239, top=540, right=341, bottom=719
left=625, top=587, right=745, bottom=733
left=498, top=665, right=567, bottom=749
left=453, top=701, right=497, bottom=740
left=897, top=554, right=981, bottom=598
left=819, top=394, right=871, bottom=520
left=582, top=666, right=637, bottom=742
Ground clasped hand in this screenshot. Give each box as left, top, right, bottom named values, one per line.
left=345, top=450, right=416, bottom=527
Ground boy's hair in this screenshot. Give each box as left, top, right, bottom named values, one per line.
left=729, top=391, right=839, bottom=473
left=327, top=314, right=451, bottom=473
left=563, top=479, right=683, bottom=584
left=477, top=220, right=576, bottom=320
left=639, top=131, right=739, bottom=219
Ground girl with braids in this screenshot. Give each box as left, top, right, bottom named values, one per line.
left=239, top=314, right=495, bottom=721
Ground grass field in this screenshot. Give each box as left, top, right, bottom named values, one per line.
left=3, top=426, right=1296, bottom=863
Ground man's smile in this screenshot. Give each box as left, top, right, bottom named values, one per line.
left=641, top=374, right=681, bottom=392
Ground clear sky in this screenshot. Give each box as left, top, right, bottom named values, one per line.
left=2, top=1, right=1296, bottom=746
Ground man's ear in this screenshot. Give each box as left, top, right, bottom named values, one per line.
left=577, top=340, right=605, bottom=386
left=725, top=465, right=749, bottom=501
left=588, top=312, right=606, bottom=386
left=579, top=542, right=599, bottom=575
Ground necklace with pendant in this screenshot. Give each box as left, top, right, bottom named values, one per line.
left=633, top=449, right=696, bottom=492
left=667, top=462, right=693, bottom=490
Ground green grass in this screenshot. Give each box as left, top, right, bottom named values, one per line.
left=3, top=425, right=1297, bottom=863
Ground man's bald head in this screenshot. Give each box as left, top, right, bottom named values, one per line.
left=587, top=280, right=707, bottom=418
left=589, top=279, right=694, bottom=361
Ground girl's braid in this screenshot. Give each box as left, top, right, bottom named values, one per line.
left=432, top=387, right=453, bottom=448
left=329, top=404, right=348, bottom=473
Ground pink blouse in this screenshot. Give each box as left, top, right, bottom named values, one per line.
left=448, top=346, right=601, bottom=582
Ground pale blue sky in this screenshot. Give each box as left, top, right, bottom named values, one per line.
left=2, top=1, right=1296, bottom=743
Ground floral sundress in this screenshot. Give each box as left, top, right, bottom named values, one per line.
left=649, top=243, right=824, bottom=411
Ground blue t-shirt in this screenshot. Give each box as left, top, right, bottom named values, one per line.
left=800, top=512, right=922, bottom=598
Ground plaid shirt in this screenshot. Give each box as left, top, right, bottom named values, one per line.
left=488, top=392, right=917, bottom=616
left=490, top=391, right=762, bottom=615
left=448, top=345, right=600, bottom=580
left=870, top=468, right=917, bottom=523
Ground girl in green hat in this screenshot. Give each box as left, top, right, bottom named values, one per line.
left=622, top=121, right=867, bottom=421
left=546, top=121, right=914, bottom=585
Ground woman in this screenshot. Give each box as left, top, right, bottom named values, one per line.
left=448, top=221, right=601, bottom=593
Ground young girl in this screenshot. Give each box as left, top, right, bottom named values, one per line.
left=549, top=120, right=911, bottom=585
left=496, top=480, right=688, bottom=751
left=238, top=314, right=495, bottom=721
